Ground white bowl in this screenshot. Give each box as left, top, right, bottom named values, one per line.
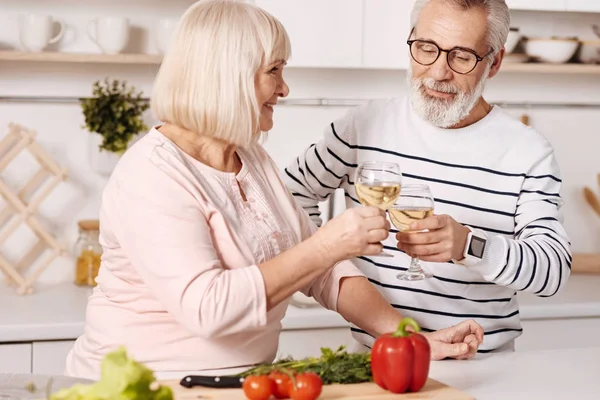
left=503, top=53, right=530, bottom=64
left=505, top=29, right=521, bottom=53
left=524, top=38, right=580, bottom=64
left=578, top=40, right=600, bottom=64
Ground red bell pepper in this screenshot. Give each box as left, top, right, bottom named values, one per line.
left=371, top=317, right=431, bottom=394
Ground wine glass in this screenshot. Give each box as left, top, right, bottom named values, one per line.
left=354, top=161, right=402, bottom=257
left=389, top=184, right=435, bottom=280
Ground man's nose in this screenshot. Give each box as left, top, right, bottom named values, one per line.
left=428, top=53, right=453, bottom=81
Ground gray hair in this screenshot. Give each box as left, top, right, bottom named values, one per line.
left=410, top=0, right=510, bottom=55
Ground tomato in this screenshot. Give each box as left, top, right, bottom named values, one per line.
left=287, top=372, right=323, bottom=400
left=242, top=375, right=275, bottom=400
left=268, top=371, right=291, bottom=399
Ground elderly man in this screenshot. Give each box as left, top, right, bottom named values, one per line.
left=285, top=0, right=571, bottom=354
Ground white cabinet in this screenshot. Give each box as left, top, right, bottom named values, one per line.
left=363, top=0, right=415, bottom=69
left=32, top=340, right=75, bottom=375
left=278, top=328, right=354, bottom=360
left=566, top=1, right=600, bottom=12
left=0, top=343, right=32, bottom=373
left=255, top=0, right=363, bottom=68
left=506, top=0, right=566, bottom=11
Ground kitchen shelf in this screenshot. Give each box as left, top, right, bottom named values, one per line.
left=501, top=63, right=600, bottom=74
left=1, top=51, right=600, bottom=75
left=0, top=50, right=162, bottom=65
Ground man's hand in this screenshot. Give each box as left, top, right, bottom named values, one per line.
left=395, top=214, right=470, bottom=262
left=422, top=319, right=484, bottom=360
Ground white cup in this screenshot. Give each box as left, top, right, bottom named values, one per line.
left=19, top=14, right=65, bottom=52
left=88, top=17, right=130, bottom=54
left=155, top=18, right=179, bottom=54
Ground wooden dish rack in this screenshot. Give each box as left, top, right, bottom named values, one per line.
left=0, top=123, right=68, bottom=294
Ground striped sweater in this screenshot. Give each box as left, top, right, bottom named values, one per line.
left=284, top=96, right=572, bottom=353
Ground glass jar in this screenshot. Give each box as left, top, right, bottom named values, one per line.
left=73, top=219, right=102, bottom=287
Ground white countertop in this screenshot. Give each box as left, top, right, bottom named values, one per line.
left=430, top=346, right=600, bottom=399
left=1, top=274, right=599, bottom=343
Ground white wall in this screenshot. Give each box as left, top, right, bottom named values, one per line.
left=0, top=1, right=599, bottom=285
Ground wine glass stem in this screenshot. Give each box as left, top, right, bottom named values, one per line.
left=408, top=256, right=421, bottom=272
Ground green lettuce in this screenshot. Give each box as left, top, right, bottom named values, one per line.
left=51, top=347, right=173, bottom=400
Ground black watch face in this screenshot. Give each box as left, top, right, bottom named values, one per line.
left=469, top=236, right=486, bottom=258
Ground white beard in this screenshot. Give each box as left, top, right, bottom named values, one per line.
left=407, top=63, right=491, bottom=128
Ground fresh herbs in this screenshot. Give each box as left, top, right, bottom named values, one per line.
left=80, top=78, right=149, bottom=154
left=239, top=346, right=372, bottom=385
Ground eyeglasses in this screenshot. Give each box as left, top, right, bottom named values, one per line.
left=407, top=38, right=494, bottom=75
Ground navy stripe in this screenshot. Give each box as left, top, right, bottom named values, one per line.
left=326, top=147, right=356, bottom=168
left=292, top=192, right=312, bottom=199
left=368, top=277, right=512, bottom=303
left=344, top=192, right=361, bottom=205
left=285, top=168, right=310, bottom=192
left=516, top=217, right=559, bottom=236
left=314, top=146, right=344, bottom=181
left=526, top=174, right=561, bottom=183
left=356, top=256, right=495, bottom=285
left=305, top=162, right=337, bottom=191
left=509, top=243, right=524, bottom=285
left=352, top=326, right=523, bottom=338
left=331, top=122, right=540, bottom=179
left=296, top=157, right=307, bottom=180
left=308, top=213, right=320, bottom=217
left=520, top=189, right=561, bottom=197
left=538, top=233, right=572, bottom=263
left=485, top=327, right=523, bottom=335
left=543, top=199, right=559, bottom=206
left=521, top=241, right=538, bottom=291
left=390, top=303, right=520, bottom=319
left=403, top=172, right=519, bottom=198
left=494, top=246, right=511, bottom=280
left=351, top=327, right=375, bottom=338
left=522, top=229, right=572, bottom=264
left=538, top=244, right=564, bottom=298
left=464, top=223, right=514, bottom=235
left=435, top=197, right=515, bottom=217
left=534, top=243, right=552, bottom=295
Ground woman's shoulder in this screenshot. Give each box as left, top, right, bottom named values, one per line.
left=105, top=128, right=211, bottom=207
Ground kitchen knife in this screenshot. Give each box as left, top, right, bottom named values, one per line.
left=180, top=374, right=245, bottom=389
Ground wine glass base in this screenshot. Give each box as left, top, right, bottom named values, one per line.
left=396, top=270, right=432, bottom=281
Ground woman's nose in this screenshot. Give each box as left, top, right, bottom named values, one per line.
left=278, top=79, right=289, bottom=98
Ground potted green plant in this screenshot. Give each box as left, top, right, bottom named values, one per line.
left=80, top=78, right=150, bottom=174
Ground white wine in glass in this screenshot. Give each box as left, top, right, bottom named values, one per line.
left=389, top=184, right=435, bottom=280
left=354, top=161, right=402, bottom=257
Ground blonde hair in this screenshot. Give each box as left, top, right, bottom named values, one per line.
left=151, top=0, right=291, bottom=147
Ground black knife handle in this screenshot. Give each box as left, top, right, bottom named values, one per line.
left=180, top=374, right=245, bottom=388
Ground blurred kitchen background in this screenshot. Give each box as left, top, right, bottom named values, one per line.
left=1, top=0, right=600, bottom=286
left=1, top=0, right=600, bottom=376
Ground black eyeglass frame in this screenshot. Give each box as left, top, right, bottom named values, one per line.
left=406, top=29, right=494, bottom=75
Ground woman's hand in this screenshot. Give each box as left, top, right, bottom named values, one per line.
left=311, top=206, right=390, bottom=266
left=422, top=319, right=485, bottom=360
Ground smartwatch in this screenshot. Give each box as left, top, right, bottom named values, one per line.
left=455, top=226, right=487, bottom=267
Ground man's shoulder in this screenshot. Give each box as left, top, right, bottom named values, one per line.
left=491, top=107, right=555, bottom=158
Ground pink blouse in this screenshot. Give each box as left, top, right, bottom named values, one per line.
left=64, top=128, right=362, bottom=380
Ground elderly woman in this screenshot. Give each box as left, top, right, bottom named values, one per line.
left=65, top=0, right=484, bottom=380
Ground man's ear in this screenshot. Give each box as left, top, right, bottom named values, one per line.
left=488, top=47, right=505, bottom=79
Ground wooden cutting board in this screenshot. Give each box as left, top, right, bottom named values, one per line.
left=162, top=378, right=474, bottom=399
